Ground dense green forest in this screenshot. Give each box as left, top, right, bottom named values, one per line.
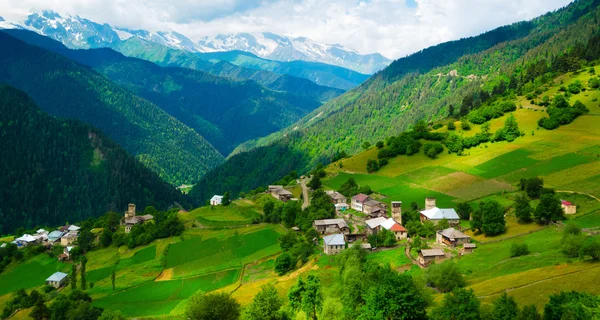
left=196, top=50, right=370, bottom=90
left=191, top=0, right=600, bottom=201
left=3, top=29, right=328, bottom=155
left=0, top=31, right=224, bottom=185
left=0, top=85, right=192, bottom=234
left=110, top=37, right=358, bottom=92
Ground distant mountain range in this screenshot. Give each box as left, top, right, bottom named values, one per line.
left=197, top=32, right=391, bottom=74
left=0, top=10, right=389, bottom=74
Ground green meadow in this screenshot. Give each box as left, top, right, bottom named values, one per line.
left=0, top=255, right=68, bottom=296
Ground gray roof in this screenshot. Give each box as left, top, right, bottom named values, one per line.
left=48, top=231, right=64, bottom=239
left=46, top=272, right=68, bottom=282
left=420, top=207, right=460, bottom=220
left=326, top=191, right=347, bottom=200
left=313, top=219, right=349, bottom=229
left=463, top=243, right=477, bottom=248
left=437, top=228, right=470, bottom=240
left=276, top=189, right=293, bottom=195
left=323, top=234, right=346, bottom=246
left=365, top=217, right=387, bottom=229
left=420, top=249, right=445, bottom=257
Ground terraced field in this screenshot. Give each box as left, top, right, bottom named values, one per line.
left=326, top=69, right=600, bottom=212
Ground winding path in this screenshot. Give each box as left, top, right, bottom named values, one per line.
left=301, top=178, right=310, bottom=209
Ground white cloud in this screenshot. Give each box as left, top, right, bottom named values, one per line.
left=0, top=0, right=573, bottom=59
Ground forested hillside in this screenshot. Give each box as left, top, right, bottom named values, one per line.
left=196, top=50, right=370, bottom=90
left=190, top=0, right=600, bottom=201
left=111, top=37, right=359, bottom=91
left=0, top=85, right=191, bottom=234
left=3, top=30, right=326, bottom=155
left=0, top=32, right=224, bottom=185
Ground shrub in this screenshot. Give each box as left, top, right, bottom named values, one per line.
left=461, top=121, right=471, bottom=131
left=510, top=243, right=530, bottom=258
left=423, top=143, right=444, bottom=159
left=447, top=121, right=456, bottom=130
left=425, top=261, right=466, bottom=293
left=562, top=234, right=585, bottom=258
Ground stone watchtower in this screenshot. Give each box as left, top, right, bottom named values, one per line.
left=125, top=203, right=136, bottom=219
left=425, top=197, right=437, bottom=210
left=391, top=201, right=403, bottom=224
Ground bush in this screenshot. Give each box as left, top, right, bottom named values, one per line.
left=423, top=143, right=444, bottom=159
left=375, top=141, right=384, bottom=149
left=461, top=121, right=471, bottom=131
left=447, top=121, right=456, bottom=130
left=425, top=261, right=466, bottom=292
left=510, top=243, right=530, bottom=258
left=562, top=234, right=585, bottom=258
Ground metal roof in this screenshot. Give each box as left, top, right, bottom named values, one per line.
left=420, top=249, right=445, bottom=257
left=323, top=234, right=346, bottom=246
left=365, top=217, right=387, bottom=229
left=420, top=207, right=460, bottom=220
left=46, top=272, right=68, bottom=282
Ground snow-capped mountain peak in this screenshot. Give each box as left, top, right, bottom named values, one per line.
left=197, top=32, right=390, bottom=74
left=1, top=10, right=390, bottom=74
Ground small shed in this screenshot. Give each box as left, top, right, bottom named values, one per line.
left=460, top=243, right=477, bottom=255
left=561, top=200, right=577, bottom=214
left=418, top=249, right=445, bottom=266
left=46, top=272, right=68, bottom=288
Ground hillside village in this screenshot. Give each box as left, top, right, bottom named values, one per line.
left=2, top=1, right=600, bottom=319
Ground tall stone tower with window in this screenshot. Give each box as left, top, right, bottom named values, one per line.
left=125, top=203, right=136, bottom=219
left=391, top=201, right=402, bottom=224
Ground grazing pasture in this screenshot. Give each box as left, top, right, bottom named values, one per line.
left=0, top=255, right=67, bottom=296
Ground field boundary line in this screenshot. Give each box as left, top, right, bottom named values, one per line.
left=476, top=263, right=600, bottom=299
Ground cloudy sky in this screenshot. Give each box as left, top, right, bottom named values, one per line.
left=0, top=0, right=573, bottom=59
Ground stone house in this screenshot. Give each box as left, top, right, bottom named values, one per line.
left=269, top=186, right=293, bottom=202
left=436, top=228, right=471, bottom=247
left=418, top=249, right=445, bottom=266
left=363, top=199, right=388, bottom=218
left=313, top=219, right=350, bottom=235
left=47, top=231, right=64, bottom=243
left=326, top=191, right=347, bottom=204
left=365, top=217, right=387, bottom=235
left=323, top=234, right=346, bottom=255
left=46, top=272, right=68, bottom=288
left=60, top=232, right=78, bottom=246
left=561, top=200, right=577, bottom=214
left=123, top=203, right=154, bottom=233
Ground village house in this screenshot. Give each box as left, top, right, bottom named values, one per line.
left=366, top=217, right=407, bottom=240
left=46, top=272, right=68, bottom=288
left=60, top=232, right=78, bottom=246
left=326, top=190, right=347, bottom=204
left=419, top=198, right=460, bottom=225
left=323, top=234, right=346, bottom=255
left=47, top=230, right=64, bottom=243
left=365, top=217, right=387, bottom=235
left=313, top=219, right=350, bottom=235
left=270, top=187, right=293, bottom=202
left=380, top=218, right=408, bottom=240
left=58, top=246, right=74, bottom=261
left=210, top=195, right=223, bottom=206
left=561, top=200, right=577, bottom=214
left=363, top=199, right=388, bottom=218
left=123, top=204, right=154, bottom=233
left=460, top=243, right=477, bottom=255
left=418, top=249, right=445, bottom=266
left=12, top=234, right=38, bottom=248
left=351, top=193, right=370, bottom=212
left=436, top=228, right=471, bottom=247
left=35, top=229, right=49, bottom=242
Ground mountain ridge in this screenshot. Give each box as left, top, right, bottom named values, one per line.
left=0, top=84, right=193, bottom=234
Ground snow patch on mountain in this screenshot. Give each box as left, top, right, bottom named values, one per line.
left=197, top=32, right=390, bottom=74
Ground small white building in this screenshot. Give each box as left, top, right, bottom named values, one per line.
left=323, top=234, right=346, bottom=255
left=210, top=195, right=223, bottom=206
left=12, top=234, right=38, bottom=247
left=46, top=272, right=68, bottom=288
left=561, top=200, right=577, bottom=214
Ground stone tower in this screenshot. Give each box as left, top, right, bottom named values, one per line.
left=425, top=197, right=436, bottom=210
left=125, top=203, right=136, bottom=219
left=391, top=201, right=402, bottom=224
